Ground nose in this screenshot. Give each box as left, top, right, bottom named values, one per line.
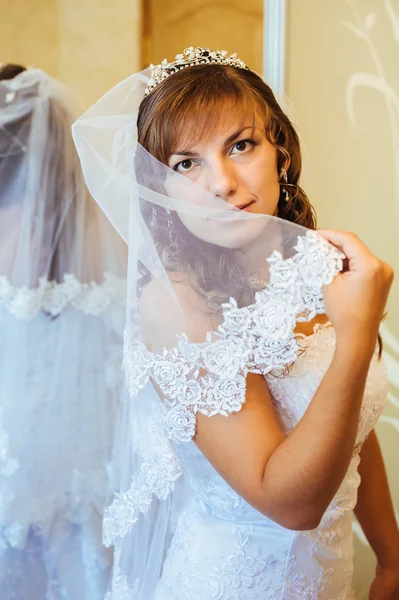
left=207, top=158, right=238, bottom=202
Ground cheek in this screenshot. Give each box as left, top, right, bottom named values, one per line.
left=257, top=145, right=280, bottom=211
left=164, top=175, right=188, bottom=201
left=240, top=157, right=280, bottom=212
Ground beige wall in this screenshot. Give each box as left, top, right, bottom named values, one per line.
left=287, top=1, right=399, bottom=597
left=0, top=0, right=262, bottom=107
left=0, top=0, right=141, bottom=108
left=145, top=0, right=263, bottom=74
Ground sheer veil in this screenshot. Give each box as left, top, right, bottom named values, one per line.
left=73, top=65, right=343, bottom=599
left=0, top=68, right=127, bottom=598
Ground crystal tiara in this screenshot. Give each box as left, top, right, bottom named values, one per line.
left=145, top=47, right=248, bottom=96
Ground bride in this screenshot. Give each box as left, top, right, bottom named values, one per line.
left=74, top=48, right=398, bottom=599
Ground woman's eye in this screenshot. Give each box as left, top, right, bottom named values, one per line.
left=235, top=141, right=248, bottom=152
left=176, top=159, right=193, bottom=172
left=231, top=139, right=255, bottom=154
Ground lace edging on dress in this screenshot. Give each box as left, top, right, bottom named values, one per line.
left=103, top=232, right=344, bottom=547
left=123, top=231, right=343, bottom=443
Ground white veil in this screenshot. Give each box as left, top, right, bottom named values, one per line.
left=0, top=68, right=127, bottom=599
left=73, top=63, right=343, bottom=599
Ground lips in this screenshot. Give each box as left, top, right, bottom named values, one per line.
left=236, top=201, right=255, bottom=211
left=237, top=200, right=255, bottom=210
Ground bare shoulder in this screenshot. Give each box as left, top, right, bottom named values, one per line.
left=139, top=271, right=197, bottom=318
left=139, top=272, right=222, bottom=347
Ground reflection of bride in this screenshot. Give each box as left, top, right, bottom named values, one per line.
left=0, top=65, right=127, bottom=599
left=74, top=48, right=398, bottom=599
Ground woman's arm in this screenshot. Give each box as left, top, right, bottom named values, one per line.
left=197, top=332, right=374, bottom=530
left=355, top=429, right=399, bottom=565
left=143, top=232, right=393, bottom=531
left=195, top=232, right=393, bottom=530
left=355, top=430, right=399, bottom=599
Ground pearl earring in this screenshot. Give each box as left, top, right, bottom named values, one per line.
left=280, top=168, right=289, bottom=203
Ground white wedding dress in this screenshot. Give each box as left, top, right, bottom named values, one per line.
left=0, top=277, right=126, bottom=600
left=152, top=324, right=387, bottom=600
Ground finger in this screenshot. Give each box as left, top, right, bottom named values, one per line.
left=318, top=229, right=367, bottom=260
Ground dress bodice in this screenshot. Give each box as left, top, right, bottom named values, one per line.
left=175, top=325, right=387, bottom=523
left=154, top=326, right=388, bottom=600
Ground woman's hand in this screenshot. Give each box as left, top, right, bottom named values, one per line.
left=318, top=230, right=393, bottom=349
left=369, top=561, right=399, bottom=600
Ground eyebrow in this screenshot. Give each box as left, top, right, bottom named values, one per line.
left=172, top=125, right=255, bottom=157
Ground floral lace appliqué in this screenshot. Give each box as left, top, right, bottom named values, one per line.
left=123, top=232, right=343, bottom=444
left=103, top=419, right=182, bottom=547
left=154, top=515, right=287, bottom=600
left=105, top=550, right=136, bottom=600
left=0, top=272, right=126, bottom=319
left=214, top=527, right=286, bottom=600
left=284, top=568, right=334, bottom=600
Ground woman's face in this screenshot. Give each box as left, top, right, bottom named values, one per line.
left=167, top=108, right=280, bottom=217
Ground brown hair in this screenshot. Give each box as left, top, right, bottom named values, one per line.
left=0, top=64, right=26, bottom=81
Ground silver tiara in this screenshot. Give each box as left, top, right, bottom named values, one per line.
left=145, top=47, right=248, bottom=96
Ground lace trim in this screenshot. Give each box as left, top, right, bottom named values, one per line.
left=105, top=549, right=137, bottom=600
left=0, top=272, right=126, bottom=319
left=123, top=232, right=343, bottom=444
left=103, top=232, right=343, bottom=546
left=103, top=418, right=182, bottom=547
